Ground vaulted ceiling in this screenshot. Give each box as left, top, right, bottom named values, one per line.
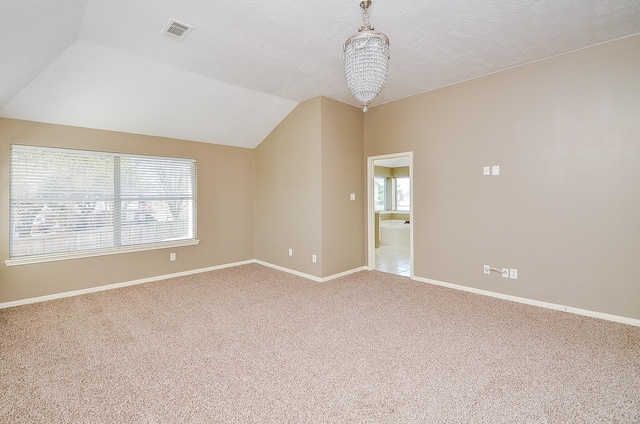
left=2, top=0, right=640, bottom=148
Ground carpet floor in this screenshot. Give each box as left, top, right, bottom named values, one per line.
left=1, top=263, right=639, bottom=423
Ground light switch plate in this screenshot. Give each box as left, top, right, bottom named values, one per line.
left=492, top=165, right=500, bottom=175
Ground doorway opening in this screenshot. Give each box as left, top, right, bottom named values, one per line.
left=367, top=152, right=413, bottom=277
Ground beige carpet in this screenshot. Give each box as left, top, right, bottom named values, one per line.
left=1, top=263, right=639, bottom=423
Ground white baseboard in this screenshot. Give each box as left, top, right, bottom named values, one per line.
left=412, top=275, right=640, bottom=327
left=254, top=260, right=322, bottom=282
left=0, top=260, right=254, bottom=310
left=254, top=260, right=367, bottom=282
left=3, top=261, right=637, bottom=328
left=0, top=260, right=367, bottom=309
left=321, top=266, right=369, bottom=282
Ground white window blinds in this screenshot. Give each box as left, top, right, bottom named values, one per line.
left=10, top=145, right=197, bottom=260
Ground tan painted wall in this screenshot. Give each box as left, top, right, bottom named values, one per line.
left=0, top=118, right=255, bottom=303
left=364, top=35, right=640, bottom=320
left=392, top=166, right=409, bottom=177
left=254, top=97, right=365, bottom=278
left=254, top=98, right=323, bottom=276
left=374, top=166, right=409, bottom=177
left=320, top=97, right=365, bottom=277
left=374, top=166, right=392, bottom=177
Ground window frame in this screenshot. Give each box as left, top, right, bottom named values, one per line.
left=394, top=176, right=411, bottom=212
left=6, top=145, right=199, bottom=267
left=374, top=175, right=411, bottom=213
left=374, top=177, right=386, bottom=212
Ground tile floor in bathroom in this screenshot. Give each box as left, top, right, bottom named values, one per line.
left=374, top=243, right=411, bottom=277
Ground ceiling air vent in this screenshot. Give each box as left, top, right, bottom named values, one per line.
left=161, top=19, right=193, bottom=41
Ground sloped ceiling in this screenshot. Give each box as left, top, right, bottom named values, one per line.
left=2, top=0, right=640, bottom=148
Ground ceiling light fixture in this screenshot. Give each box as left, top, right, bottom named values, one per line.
left=343, top=0, right=390, bottom=112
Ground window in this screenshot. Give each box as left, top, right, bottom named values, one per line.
left=8, top=145, right=197, bottom=265
left=374, top=177, right=386, bottom=211
left=375, top=176, right=410, bottom=212
left=395, top=177, right=410, bottom=211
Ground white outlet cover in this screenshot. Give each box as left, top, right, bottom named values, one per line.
left=483, top=265, right=491, bottom=274
left=510, top=268, right=518, bottom=279
left=502, top=268, right=509, bottom=278
left=483, top=166, right=490, bottom=176
left=350, top=193, right=356, bottom=200
left=492, top=165, right=500, bottom=175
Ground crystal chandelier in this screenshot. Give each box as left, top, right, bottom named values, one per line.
left=343, top=0, right=390, bottom=112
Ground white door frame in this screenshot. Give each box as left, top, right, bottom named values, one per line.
left=367, top=152, right=414, bottom=277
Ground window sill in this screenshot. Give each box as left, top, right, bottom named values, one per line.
left=4, top=239, right=200, bottom=267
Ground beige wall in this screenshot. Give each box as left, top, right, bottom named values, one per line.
left=392, top=166, right=409, bottom=178
left=374, top=165, right=392, bottom=177
left=320, top=97, right=365, bottom=277
left=375, top=166, right=409, bottom=178
left=0, top=118, right=255, bottom=303
left=254, top=98, right=323, bottom=276
left=364, top=35, right=640, bottom=320
left=254, top=97, right=365, bottom=278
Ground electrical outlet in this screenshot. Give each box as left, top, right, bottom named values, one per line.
left=492, top=165, right=500, bottom=176
left=288, top=248, right=293, bottom=257
left=510, top=268, right=518, bottom=279
left=483, top=265, right=490, bottom=274
left=502, top=268, right=509, bottom=278
left=483, top=166, right=490, bottom=176
left=312, top=254, right=317, bottom=263
left=170, top=252, right=176, bottom=261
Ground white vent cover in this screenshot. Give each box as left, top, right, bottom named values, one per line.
left=161, top=19, right=193, bottom=41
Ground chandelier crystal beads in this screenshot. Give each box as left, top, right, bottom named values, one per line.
left=343, top=0, right=390, bottom=112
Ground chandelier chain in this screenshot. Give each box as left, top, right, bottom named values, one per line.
left=358, top=3, right=375, bottom=32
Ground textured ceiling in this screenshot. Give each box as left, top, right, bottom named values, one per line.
left=2, top=0, right=640, bottom=148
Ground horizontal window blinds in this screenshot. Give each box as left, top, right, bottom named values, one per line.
left=10, top=145, right=197, bottom=259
